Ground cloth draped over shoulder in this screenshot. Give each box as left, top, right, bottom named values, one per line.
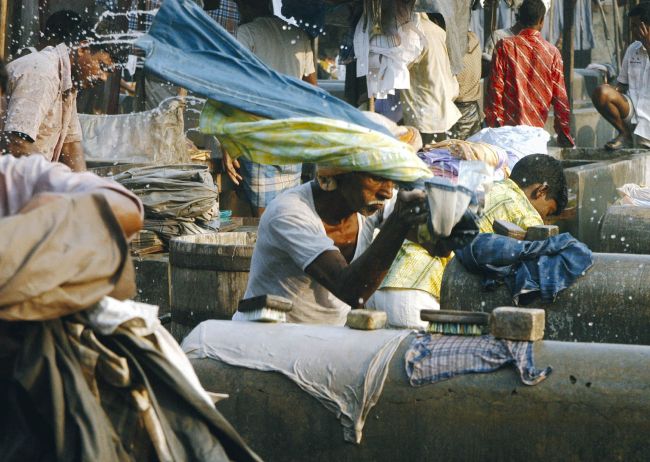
left=454, top=233, right=594, bottom=305
left=200, top=101, right=432, bottom=182
left=137, top=0, right=431, bottom=182
left=0, top=194, right=261, bottom=462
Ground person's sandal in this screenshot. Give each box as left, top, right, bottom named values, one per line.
left=605, top=135, right=633, bottom=151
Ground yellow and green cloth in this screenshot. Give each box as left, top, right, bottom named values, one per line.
left=380, top=243, right=451, bottom=298
left=477, top=178, right=544, bottom=233
left=200, top=101, right=431, bottom=183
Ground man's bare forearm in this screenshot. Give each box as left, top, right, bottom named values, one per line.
left=59, top=141, right=87, bottom=172
left=337, top=213, right=411, bottom=306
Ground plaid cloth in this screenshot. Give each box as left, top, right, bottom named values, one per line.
left=237, top=157, right=302, bottom=208
left=127, top=0, right=161, bottom=33
left=405, top=333, right=552, bottom=386
left=128, top=0, right=239, bottom=34
left=205, top=0, right=240, bottom=35
left=477, top=179, right=544, bottom=233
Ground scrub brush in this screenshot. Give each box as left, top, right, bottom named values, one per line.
left=237, top=295, right=293, bottom=322
left=420, top=310, right=489, bottom=336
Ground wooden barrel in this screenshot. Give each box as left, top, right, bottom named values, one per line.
left=598, top=205, right=650, bottom=254
left=440, top=253, right=650, bottom=345
left=169, top=231, right=256, bottom=340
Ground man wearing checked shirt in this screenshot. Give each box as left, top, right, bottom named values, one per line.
left=485, top=0, right=575, bottom=148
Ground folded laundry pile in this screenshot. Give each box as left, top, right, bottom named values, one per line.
left=113, top=164, right=219, bottom=247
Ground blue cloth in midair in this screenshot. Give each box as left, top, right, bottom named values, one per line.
left=455, top=233, right=594, bottom=305
left=134, top=0, right=391, bottom=136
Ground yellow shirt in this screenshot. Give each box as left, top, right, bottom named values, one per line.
left=478, top=179, right=544, bottom=233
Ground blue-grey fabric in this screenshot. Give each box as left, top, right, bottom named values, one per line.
left=135, top=0, right=391, bottom=136
left=415, top=0, right=473, bottom=75
left=455, top=233, right=593, bottom=305
left=405, top=333, right=552, bottom=386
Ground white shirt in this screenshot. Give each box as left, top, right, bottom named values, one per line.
left=400, top=14, right=461, bottom=134
left=237, top=17, right=316, bottom=79
left=618, top=41, right=650, bottom=140
left=235, top=182, right=369, bottom=326
left=4, top=44, right=82, bottom=162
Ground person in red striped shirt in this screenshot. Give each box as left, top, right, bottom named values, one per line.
left=485, top=0, right=575, bottom=148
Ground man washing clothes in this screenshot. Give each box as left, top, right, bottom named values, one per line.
left=231, top=165, right=453, bottom=325
left=592, top=3, right=650, bottom=151
left=485, top=0, right=575, bottom=148
left=366, top=154, right=568, bottom=329
left=2, top=18, right=121, bottom=171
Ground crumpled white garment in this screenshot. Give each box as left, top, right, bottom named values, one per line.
left=182, top=320, right=412, bottom=443
left=84, top=297, right=214, bottom=407
left=468, top=126, right=550, bottom=170
left=354, top=17, right=424, bottom=99
left=79, top=98, right=190, bottom=164
left=616, top=184, right=650, bottom=207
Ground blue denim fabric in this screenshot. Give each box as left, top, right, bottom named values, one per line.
left=455, top=233, right=594, bottom=304
left=135, top=0, right=390, bottom=136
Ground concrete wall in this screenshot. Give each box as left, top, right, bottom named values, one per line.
left=563, top=154, right=650, bottom=248
left=191, top=335, right=650, bottom=462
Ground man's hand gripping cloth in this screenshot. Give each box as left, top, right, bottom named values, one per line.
left=200, top=101, right=432, bottom=183
left=454, top=233, right=594, bottom=305
left=405, top=333, right=552, bottom=386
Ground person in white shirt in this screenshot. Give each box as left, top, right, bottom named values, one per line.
left=592, top=3, right=650, bottom=151
left=400, top=13, right=461, bottom=144
left=233, top=169, right=439, bottom=326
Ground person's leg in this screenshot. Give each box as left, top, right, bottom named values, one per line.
left=591, top=84, right=633, bottom=149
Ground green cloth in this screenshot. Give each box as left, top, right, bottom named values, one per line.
left=200, top=101, right=432, bottom=183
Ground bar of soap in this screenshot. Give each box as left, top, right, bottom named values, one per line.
left=526, top=225, right=559, bottom=241
left=493, top=219, right=526, bottom=240
left=346, top=310, right=387, bottom=330
left=238, top=294, right=293, bottom=313
left=489, top=307, right=545, bottom=341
